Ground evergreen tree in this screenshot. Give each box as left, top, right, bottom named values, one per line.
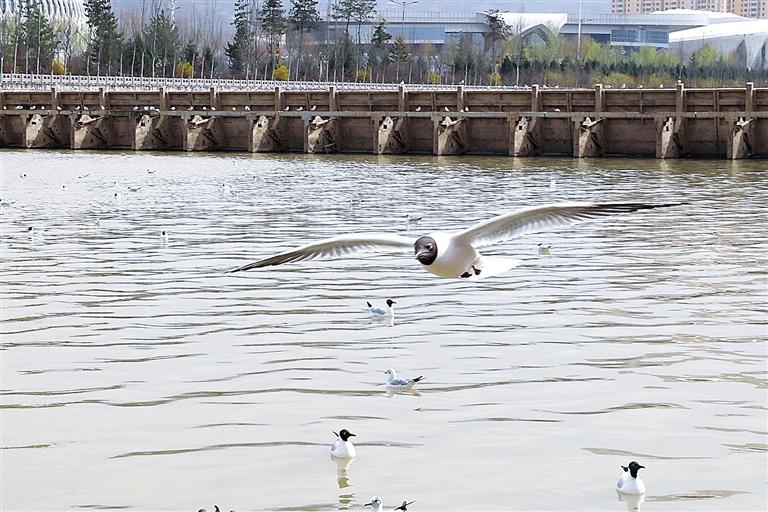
left=370, top=18, right=391, bottom=81
left=260, top=0, right=287, bottom=71
left=289, top=0, right=320, bottom=79
left=20, top=0, right=57, bottom=74
left=483, top=9, right=510, bottom=71
left=389, top=35, right=408, bottom=81
left=84, top=0, right=123, bottom=75
left=226, top=0, right=253, bottom=77
left=143, top=8, right=181, bottom=77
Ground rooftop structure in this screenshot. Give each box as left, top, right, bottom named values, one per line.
left=669, top=19, right=768, bottom=69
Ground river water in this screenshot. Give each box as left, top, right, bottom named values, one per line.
left=1, top=150, right=766, bottom=511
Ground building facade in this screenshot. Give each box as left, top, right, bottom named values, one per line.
left=611, top=0, right=767, bottom=17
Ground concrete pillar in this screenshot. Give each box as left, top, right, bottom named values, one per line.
left=158, top=87, right=168, bottom=112
left=185, top=115, right=221, bottom=151
left=727, top=116, right=753, bottom=160
left=305, top=115, right=337, bottom=153
left=274, top=86, right=282, bottom=112
left=594, top=84, right=604, bottom=113
left=745, top=82, right=754, bottom=113
left=328, top=86, right=337, bottom=112
left=50, top=86, right=58, bottom=111
left=511, top=115, right=538, bottom=156
left=71, top=114, right=110, bottom=149
left=457, top=85, right=465, bottom=112
left=433, top=116, right=466, bottom=155
left=98, top=87, right=106, bottom=110
left=530, top=85, right=541, bottom=112
left=375, top=115, right=407, bottom=154
left=675, top=82, right=685, bottom=113
left=25, top=113, right=68, bottom=148
left=134, top=114, right=173, bottom=150
left=210, top=86, right=219, bottom=110
left=250, top=115, right=284, bottom=152
left=398, top=84, right=407, bottom=112
left=574, top=116, right=604, bottom=158
left=656, top=116, right=684, bottom=158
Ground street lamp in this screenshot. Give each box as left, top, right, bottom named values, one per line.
left=390, top=0, right=418, bottom=43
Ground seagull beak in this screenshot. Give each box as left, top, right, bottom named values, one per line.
left=639, top=465, right=645, bottom=469
left=415, top=250, right=429, bottom=260
left=348, top=433, right=356, bottom=437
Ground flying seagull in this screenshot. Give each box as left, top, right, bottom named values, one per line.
left=228, top=203, right=678, bottom=280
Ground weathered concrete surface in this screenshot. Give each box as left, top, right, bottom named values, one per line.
left=0, top=84, right=765, bottom=159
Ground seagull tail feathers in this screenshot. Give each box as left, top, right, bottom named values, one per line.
left=366, top=301, right=372, bottom=308
left=412, top=376, right=425, bottom=383
left=472, top=257, right=523, bottom=281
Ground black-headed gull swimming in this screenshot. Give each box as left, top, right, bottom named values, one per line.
left=365, top=496, right=383, bottom=512
left=229, top=202, right=678, bottom=280
left=330, top=429, right=356, bottom=458
left=616, top=461, right=645, bottom=495
left=385, top=369, right=423, bottom=390
left=367, top=299, right=395, bottom=318
left=537, top=242, right=551, bottom=255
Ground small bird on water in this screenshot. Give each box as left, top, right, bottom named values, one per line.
left=395, top=501, right=415, bottom=511
left=367, top=299, right=395, bottom=319
left=365, top=496, right=383, bottom=512
left=331, top=429, right=356, bottom=458
left=228, top=202, right=680, bottom=281
left=537, top=243, right=551, bottom=255
left=616, top=461, right=646, bottom=495
left=385, top=368, right=424, bottom=390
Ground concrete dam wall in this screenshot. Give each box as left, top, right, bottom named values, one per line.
left=1, top=84, right=766, bottom=159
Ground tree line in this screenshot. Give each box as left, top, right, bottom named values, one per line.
left=0, top=0, right=764, bottom=87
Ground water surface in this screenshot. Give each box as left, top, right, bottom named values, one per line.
left=1, top=150, right=766, bottom=511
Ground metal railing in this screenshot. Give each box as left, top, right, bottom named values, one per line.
left=0, top=73, right=552, bottom=92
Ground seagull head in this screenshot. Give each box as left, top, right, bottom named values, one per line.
left=338, top=429, right=356, bottom=441
left=386, top=299, right=396, bottom=307
left=384, top=368, right=396, bottom=380
left=414, top=236, right=437, bottom=265
left=364, top=497, right=382, bottom=507
left=627, top=461, right=644, bottom=478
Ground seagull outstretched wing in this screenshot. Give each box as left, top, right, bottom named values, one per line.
left=456, top=202, right=679, bottom=248
left=229, top=233, right=414, bottom=272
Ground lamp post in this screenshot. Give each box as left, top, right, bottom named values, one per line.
left=390, top=0, right=418, bottom=42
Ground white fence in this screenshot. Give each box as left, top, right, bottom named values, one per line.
left=0, top=73, right=539, bottom=92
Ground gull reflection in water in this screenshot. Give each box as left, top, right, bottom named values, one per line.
left=617, top=491, right=645, bottom=511
left=384, top=387, right=422, bottom=399
left=333, top=455, right=354, bottom=489
left=333, top=456, right=355, bottom=508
